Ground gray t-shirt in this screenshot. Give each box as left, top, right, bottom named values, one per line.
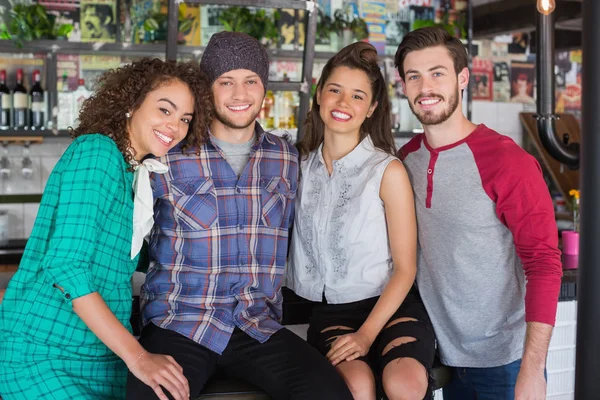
left=399, top=124, right=562, bottom=368
left=210, top=134, right=254, bottom=176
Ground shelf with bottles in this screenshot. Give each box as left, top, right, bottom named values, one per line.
left=0, top=54, right=94, bottom=137
left=257, top=90, right=299, bottom=133
left=0, top=66, right=52, bottom=134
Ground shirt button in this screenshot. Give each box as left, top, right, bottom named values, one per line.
left=427, top=168, right=433, bottom=174
left=236, top=187, right=241, bottom=193
left=238, top=224, right=243, bottom=230
left=65, top=293, right=71, bottom=299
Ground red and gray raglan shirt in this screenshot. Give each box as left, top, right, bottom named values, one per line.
left=399, top=124, right=562, bottom=368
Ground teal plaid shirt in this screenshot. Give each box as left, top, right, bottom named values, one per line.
left=0, top=134, right=136, bottom=398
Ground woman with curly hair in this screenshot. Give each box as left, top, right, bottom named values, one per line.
left=0, top=58, right=211, bottom=400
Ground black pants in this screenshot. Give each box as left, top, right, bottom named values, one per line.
left=126, top=323, right=353, bottom=400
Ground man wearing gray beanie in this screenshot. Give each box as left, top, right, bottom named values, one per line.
left=127, top=31, right=353, bottom=400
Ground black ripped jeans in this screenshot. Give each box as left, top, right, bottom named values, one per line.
left=126, top=323, right=353, bottom=400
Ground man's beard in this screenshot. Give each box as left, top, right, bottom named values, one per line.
left=215, top=106, right=260, bottom=130
left=409, top=85, right=459, bottom=126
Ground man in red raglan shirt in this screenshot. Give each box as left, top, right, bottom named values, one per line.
left=395, top=27, right=562, bottom=400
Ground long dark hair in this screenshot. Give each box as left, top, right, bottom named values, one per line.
left=297, top=41, right=394, bottom=159
left=73, top=58, right=212, bottom=165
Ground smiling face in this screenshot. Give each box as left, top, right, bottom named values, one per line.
left=317, top=66, right=378, bottom=138
left=127, top=78, right=194, bottom=161
left=402, top=45, right=469, bottom=126
left=211, top=69, right=264, bottom=130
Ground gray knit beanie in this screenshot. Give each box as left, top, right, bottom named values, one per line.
left=200, top=31, right=269, bottom=91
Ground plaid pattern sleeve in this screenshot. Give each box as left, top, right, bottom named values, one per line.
left=42, top=136, right=124, bottom=301
left=142, top=125, right=299, bottom=355
left=0, top=134, right=137, bottom=398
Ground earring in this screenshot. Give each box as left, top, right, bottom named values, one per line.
left=125, top=112, right=131, bottom=118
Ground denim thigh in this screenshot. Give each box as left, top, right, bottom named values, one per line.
left=443, top=359, right=521, bottom=400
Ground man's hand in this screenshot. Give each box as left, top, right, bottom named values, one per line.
left=515, top=365, right=546, bottom=400
left=326, top=331, right=373, bottom=366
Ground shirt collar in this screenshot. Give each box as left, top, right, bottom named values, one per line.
left=207, top=122, right=275, bottom=149
left=317, top=135, right=376, bottom=173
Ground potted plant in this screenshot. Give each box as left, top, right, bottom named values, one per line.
left=412, top=9, right=466, bottom=39
left=332, top=8, right=369, bottom=47
left=218, top=7, right=279, bottom=47
left=0, top=4, right=73, bottom=47
left=141, top=6, right=194, bottom=44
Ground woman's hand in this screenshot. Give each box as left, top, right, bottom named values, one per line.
left=326, top=331, right=373, bottom=366
left=128, top=351, right=190, bottom=400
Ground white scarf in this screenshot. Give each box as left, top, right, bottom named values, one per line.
left=130, top=159, right=168, bottom=259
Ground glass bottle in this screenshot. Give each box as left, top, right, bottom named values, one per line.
left=12, top=69, right=28, bottom=129
left=30, top=69, right=45, bottom=129
left=0, top=70, right=10, bottom=130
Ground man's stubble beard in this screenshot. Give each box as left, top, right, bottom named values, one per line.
left=215, top=106, right=261, bottom=130
left=409, top=84, right=460, bottom=126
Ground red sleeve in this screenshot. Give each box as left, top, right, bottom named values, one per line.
left=397, top=134, right=423, bottom=161
left=469, top=130, right=562, bottom=326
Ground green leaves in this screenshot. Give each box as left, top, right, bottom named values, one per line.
left=412, top=19, right=466, bottom=39
left=139, top=5, right=195, bottom=43
left=218, top=7, right=279, bottom=45
left=0, top=4, right=73, bottom=47
left=55, top=23, right=74, bottom=38
left=331, top=9, right=369, bottom=41
left=143, top=17, right=160, bottom=33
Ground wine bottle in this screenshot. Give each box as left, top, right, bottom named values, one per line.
left=0, top=70, right=10, bottom=130
left=30, top=69, right=44, bottom=129
left=12, top=69, right=27, bottom=129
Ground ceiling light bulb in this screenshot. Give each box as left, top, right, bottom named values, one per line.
left=537, top=0, right=556, bottom=15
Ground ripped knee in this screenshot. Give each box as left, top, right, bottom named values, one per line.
left=384, top=317, right=417, bottom=330
left=378, top=318, right=433, bottom=373
left=321, top=325, right=354, bottom=333
left=320, top=326, right=354, bottom=347
left=382, top=336, right=417, bottom=356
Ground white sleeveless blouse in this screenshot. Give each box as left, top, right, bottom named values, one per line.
left=286, top=136, right=398, bottom=303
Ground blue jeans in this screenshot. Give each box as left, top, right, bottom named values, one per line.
left=442, top=359, right=521, bottom=400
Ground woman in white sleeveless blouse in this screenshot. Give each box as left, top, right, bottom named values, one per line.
left=287, top=42, right=436, bottom=400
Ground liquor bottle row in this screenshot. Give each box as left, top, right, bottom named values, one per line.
left=258, top=90, right=299, bottom=130
left=57, top=73, right=92, bottom=130
left=0, top=69, right=45, bottom=130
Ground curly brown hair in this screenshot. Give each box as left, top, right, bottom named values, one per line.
left=72, top=58, right=212, bottom=164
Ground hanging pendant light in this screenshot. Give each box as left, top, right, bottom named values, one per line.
left=537, top=0, right=556, bottom=15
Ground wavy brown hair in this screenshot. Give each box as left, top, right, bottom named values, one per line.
left=72, top=58, right=212, bottom=164
left=297, top=41, right=395, bottom=159
left=395, top=27, right=468, bottom=81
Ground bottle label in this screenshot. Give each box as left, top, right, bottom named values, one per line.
left=31, top=102, right=45, bottom=112
left=13, top=93, right=27, bottom=108
left=1, top=94, right=10, bottom=109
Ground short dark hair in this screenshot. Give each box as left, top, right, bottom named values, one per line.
left=395, top=27, right=468, bottom=81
